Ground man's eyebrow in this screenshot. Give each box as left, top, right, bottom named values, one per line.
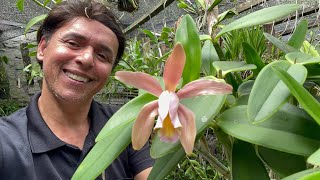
left=62, top=32, right=88, bottom=41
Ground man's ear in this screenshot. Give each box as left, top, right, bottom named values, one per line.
left=37, top=37, right=47, bottom=62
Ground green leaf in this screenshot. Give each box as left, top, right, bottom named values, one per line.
left=257, top=146, right=306, bottom=177
left=300, top=41, right=320, bottom=57
left=282, top=168, right=320, bottom=180
left=195, top=0, right=206, bottom=9
left=43, top=0, right=51, bottom=6
left=72, top=124, right=132, bottom=180
left=305, top=64, right=320, bottom=79
left=248, top=60, right=307, bottom=123
left=285, top=52, right=320, bottom=65
left=148, top=148, right=185, bottom=180
left=288, top=19, right=308, bottom=49
left=212, top=61, right=256, bottom=77
left=24, top=14, right=47, bottom=35
left=272, top=66, right=320, bottom=126
left=307, top=148, right=320, bottom=166
left=73, top=94, right=156, bottom=180
left=201, top=40, right=218, bottom=76
left=264, top=33, right=298, bottom=53
left=151, top=94, right=227, bottom=158
left=208, top=0, right=222, bottom=11
left=96, top=93, right=156, bottom=141
left=213, top=41, right=226, bottom=61
left=237, top=80, right=254, bottom=97
left=242, top=42, right=265, bottom=76
left=216, top=4, right=300, bottom=38
left=217, top=104, right=320, bottom=157
left=300, top=171, right=320, bottom=180
left=16, top=0, right=24, bottom=12
left=217, top=9, right=237, bottom=24
left=175, top=14, right=201, bottom=86
left=199, top=35, right=212, bottom=41
left=25, top=43, right=38, bottom=49
left=232, top=140, right=269, bottom=180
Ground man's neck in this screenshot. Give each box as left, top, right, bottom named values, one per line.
left=38, top=90, right=91, bottom=149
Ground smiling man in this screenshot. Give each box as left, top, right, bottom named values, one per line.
left=0, top=0, right=154, bottom=179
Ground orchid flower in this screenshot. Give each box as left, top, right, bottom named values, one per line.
left=115, top=43, right=232, bottom=155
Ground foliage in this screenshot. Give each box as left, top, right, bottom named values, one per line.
left=0, top=100, right=21, bottom=117
left=17, top=0, right=320, bottom=180
left=23, top=62, right=43, bottom=85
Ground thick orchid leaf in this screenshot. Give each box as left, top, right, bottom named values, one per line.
left=96, top=93, right=156, bottom=141
left=272, top=66, right=320, bottom=126
left=72, top=123, right=132, bottom=180
left=264, top=33, right=298, bottom=53
left=305, top=64, right=320, bottom=79
left=299, top=171, right=320, bottom=180
left=201, top=40, right=218, bottom=76
left=217, top=104, right=320, bottom=157
left=288, top=19, right=308, bottom=49
left=16, top=0, right=24, bottom=12
left=234, top=95, right=249, bottom=106
left=257, top=146, right=306, bottom=178
left=242, top=42, right=265, bottom=76
left=208, top=0, right=222, bottom=11
left=24, top=14, right=47, bottom=35
left=285, top=52, right=320, bottom=65
left=151, top=94, right=227, bottom=158
left=212, top=61, right=256, bottom=77
left=213, top=41, right=226, bottom=61
left=282, top=169, right=320, bottom=180
left=231, top=140, right=269, bottom=180
left=301, top=41, right=320, bottom=57
left=248, top=60, right=307, bottom=123
left=216, top=4, right=299, bottom=38
left=73, top=94, right=156, bottom=180
left=307, top=148, right=320, bottom=166
left=199, top=35, right=212, bottom=41
left=175, top=14, right=201, bottom=86
left=148, top=148, right=185, bottom=180
left=217, top=9, right=237, bottom=24
left=237, top=80, right=254, bottom=97
left=195, top=0, right=206, bottom=9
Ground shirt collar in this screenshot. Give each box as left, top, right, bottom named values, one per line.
left=27, top=92, right=108, bottom=153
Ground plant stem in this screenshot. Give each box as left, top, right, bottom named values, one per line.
left=196, top=147, right=230, bottom=179
left=32, top=0, right=52, bottom=10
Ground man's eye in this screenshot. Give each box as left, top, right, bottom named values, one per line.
left=97, top=53, right=112, bottom=63
left=66, top=41, right=80, bottom=48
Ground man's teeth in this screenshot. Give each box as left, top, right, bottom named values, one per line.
left=65, top=72, right=89, bottom=82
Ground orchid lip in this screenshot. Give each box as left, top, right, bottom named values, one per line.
left=64, top=70, right=90, bottom=83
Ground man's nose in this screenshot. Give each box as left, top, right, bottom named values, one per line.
left=76, top=47, right=94, bottom=67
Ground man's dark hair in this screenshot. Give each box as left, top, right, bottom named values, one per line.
left=37, top=0, right=125, bottom=66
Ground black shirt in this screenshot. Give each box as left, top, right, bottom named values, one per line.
left=0, top=92, right=154, bottom=179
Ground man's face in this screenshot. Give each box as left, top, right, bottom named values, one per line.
left=37, top=17, right=119, bottom=103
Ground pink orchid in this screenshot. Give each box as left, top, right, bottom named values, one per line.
left=115, top=43, right=232, bottom=154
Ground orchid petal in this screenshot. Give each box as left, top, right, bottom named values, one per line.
left=157, top=115, right=181, bottom=143
left=158, top=91, right=170, bottom=120
left=178, top=104, right=196, bottom=155
left=115, top=71, right=163, bottom=97
left=177, top=79, right=233, bottom=99
left=168, top=93, right=180, bottom=126
left=154, top=116, right=163, bottom=129
left=132, top=100, right=159, bottom=150
left=171, top=114, right=182, bottom=128
left=164, top=43, right=186, bottom=92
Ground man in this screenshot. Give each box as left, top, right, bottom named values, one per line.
left=0, top=0, right=154, bottom=179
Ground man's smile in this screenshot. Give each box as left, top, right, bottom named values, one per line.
left=65, top=71, right=90, bottom=83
